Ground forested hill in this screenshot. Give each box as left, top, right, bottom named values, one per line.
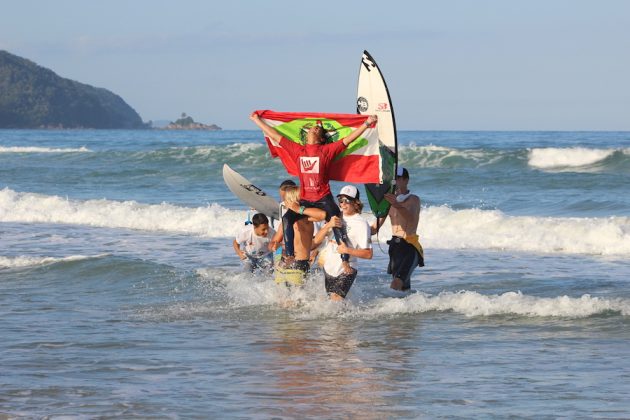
left=0, top=50, right=146, bottom=129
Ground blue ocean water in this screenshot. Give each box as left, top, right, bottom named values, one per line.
left=1, top=129, right=629, bottom=418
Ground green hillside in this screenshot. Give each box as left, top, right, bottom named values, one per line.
left=0, top=50, right=146, bottom=129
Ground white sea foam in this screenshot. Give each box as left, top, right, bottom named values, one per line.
left=418, top=206, right=630, bottom=256
left=0, top=146, right=91, bottom=153
left=2, top=188, right=629, bottom=256
left=0, top=254, right=102, bottom=269
left=185, top=270, right=630, bottom=319
left=362, top=290, right=630, bottom=318
left=0, top=188, right=245, bottom=237
left=528, top=147, right=615, bottom=169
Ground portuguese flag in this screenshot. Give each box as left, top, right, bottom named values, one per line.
left=255, top=110, right=382, bottom=184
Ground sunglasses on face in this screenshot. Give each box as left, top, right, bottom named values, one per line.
left=338, top=197, right=354, bottom=204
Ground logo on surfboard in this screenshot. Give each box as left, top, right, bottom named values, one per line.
left=240, top=183, right=266, bottom=196
left=357, top=97, right=369, bottom=113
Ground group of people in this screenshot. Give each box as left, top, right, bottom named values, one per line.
left=232, top=112, right=423, bottom=300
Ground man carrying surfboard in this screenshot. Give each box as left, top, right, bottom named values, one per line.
left=371, top=167, right=424, bottom=291
left=249, top=111, right=377, bottom=271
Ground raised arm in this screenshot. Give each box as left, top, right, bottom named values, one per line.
left=250, top=112, right=283, bottom=145
left=342, top=115, right=378, bottom=146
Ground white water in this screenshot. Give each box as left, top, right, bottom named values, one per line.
left=528, top=147, right=615, bottom=169
left=188, top=269, right=630, bottom=319
left=2, top=187, right=629, bottom=257
left=0, top=146, right=91, bottom=153
left=0, top=254, right=103, bottom=269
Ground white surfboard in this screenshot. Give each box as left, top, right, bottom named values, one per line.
left=222, top=164, right=280, bottom=221
left=357, top=50, right=398, bottom=218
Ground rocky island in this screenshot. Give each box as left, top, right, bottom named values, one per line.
left=162, top=113, right=221, bottom=131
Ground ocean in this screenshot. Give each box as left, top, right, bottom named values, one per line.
left=1, top=129, right=629, bottom=418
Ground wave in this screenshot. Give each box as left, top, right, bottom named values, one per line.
left=363, top=290, right=630, bottom=318
left=2, top=188, right=629, bottom=256
left=122, top=143, right=272, bottom=166
left=5, top=142, right=629, bottom=173
left=0, top=187, right=245, bottom=237
left=527, top=147, right=628, bottom=169
left=400, top=144, right=518, bottom=169
left=418, top=206, right=630, bottom=256
left=0, top=146, right=91, bottom=153
left=400, top=144, right=630, bottom=172
left=0, top=254, right=105, bottom=269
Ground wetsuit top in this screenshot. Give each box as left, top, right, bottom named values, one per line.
left=279, top=137, right=347, bottom=202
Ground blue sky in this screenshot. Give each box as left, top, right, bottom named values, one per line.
left=2, top=0, right=629, bottom=130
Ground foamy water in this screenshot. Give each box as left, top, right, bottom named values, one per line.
left=3, top=187, right=628, bottom=256
left=528, top=147, right=616, bottom=169
left=0, top=145, right=91, bottom=153
left=0, top=254, right=103, bottom=269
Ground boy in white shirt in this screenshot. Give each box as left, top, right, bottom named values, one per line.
left=313, top=185, right=373, bottom=300
left=233, top=213, right=276, bottom=273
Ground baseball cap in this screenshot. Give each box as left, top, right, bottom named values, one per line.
left=337, top=185, right=360, bottom=200
left=396, top=167, right=409, bottom=179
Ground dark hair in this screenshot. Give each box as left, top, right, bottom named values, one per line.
left=280, top=179, right=296, bottom=188
left=252, top=213, right=269, bottom=227
left=396, top=167, right=410, bottom=179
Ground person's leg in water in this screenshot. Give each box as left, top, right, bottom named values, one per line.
left=388, top=238, right=419, bottom=291
left=281, top=209, right=301, bottom=263
left=292, top=218, right=313, bottom=272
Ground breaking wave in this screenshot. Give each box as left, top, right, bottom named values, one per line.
left=2, top=188, right=629, bottom=257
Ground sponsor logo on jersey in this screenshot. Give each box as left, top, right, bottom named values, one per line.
left=300, top=157, right=320, bottom=173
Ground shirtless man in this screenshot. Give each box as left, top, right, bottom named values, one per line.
left=268, top=180, right=314, bottom=274
left=371, top=167, right=424, bottom=291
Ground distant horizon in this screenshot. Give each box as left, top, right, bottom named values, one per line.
left=3, top=126, right=630, bottom=133
left=2, top=1, right=630, bottom=131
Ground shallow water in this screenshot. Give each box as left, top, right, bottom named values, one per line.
left=1, top=129, right=629, bottom=417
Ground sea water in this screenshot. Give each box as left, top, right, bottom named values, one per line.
left=1, top=129, right=629, bottom=418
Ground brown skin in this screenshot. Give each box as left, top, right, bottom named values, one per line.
left=371, top=175, right=421, bottom=291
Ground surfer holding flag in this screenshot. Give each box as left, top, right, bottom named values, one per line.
left=249, top=111, right=377, bottom=271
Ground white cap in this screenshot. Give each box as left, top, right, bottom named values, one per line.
left=337, top=185, right=359, bottom=200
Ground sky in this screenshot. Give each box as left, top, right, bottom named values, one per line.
left=1, top=0, right=629, bottom=130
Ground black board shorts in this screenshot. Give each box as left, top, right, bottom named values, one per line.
left=292, top=259, right=310, bottom=273
left=324, top=268, right=357, bottom=298
left=387, top=237, right=420, bottom=291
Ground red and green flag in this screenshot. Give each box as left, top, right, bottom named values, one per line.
left=255, top=110, right=383, bottom=184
